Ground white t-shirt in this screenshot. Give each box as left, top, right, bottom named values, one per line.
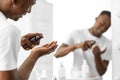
left=64, top=29, right=111, bottom=79
left=0, top=12, right=21, bottom=71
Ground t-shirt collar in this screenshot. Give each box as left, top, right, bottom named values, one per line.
left=0, top=11, right=7, bottom=20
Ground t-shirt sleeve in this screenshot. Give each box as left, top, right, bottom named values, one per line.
left=101, top=43, right=112, bottom=61
left=0, top=25, right=20, bottom=71
left=64, top=30, right=77, bottom=45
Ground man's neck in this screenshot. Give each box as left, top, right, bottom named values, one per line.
left=88, top=27, right=101, bottom=38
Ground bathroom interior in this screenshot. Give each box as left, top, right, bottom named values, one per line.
left=8, top=0, right=114, bottom=80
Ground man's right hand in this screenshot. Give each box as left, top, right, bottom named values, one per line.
left=31, top=41, right=58, bottom=57
left=75, top=40, right=96, bottom=51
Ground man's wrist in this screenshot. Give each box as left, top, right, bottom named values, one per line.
left=72, top=44, right=78, bottom=51
left=31, top=51, right=42, bottom=58
left=75, top=43, right=82, bottom=49
left=94, top=53, right=101, bottom=58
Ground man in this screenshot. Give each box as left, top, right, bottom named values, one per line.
left=0, top=0, right=58, bottom=80
left=55, top=11, right=111, bottom=79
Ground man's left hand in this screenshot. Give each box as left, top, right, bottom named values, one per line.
left=92, top=45, right=107, bottom=56
left=21, top=33, right=43, bottom=50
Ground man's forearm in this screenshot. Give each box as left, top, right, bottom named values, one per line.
left=18, top=53, right=39, bottom=80
left=94, top=55, right=106, bottom=76
left=55, top=44, right=78, bottom=58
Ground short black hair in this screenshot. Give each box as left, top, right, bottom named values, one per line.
left=99, top=10, right=111, bottom=18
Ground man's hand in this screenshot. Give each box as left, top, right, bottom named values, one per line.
left=21, top=33, right=43, bottom=50
left=31, top=41, right=58, bottom=57
left=82, top=40, right=96, bottom=51
left=77, top=40, right=96, bottom=51
left=92, top=45, right=107, bottom=56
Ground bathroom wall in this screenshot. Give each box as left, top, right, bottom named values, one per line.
left=30, top=0, right=53, bottom=80
left=112, top=0, right=120, bottom=80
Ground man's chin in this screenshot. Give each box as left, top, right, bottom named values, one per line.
left=13, top=18, right=19, bottom=21
left=10, top=17, right=20, bottom=21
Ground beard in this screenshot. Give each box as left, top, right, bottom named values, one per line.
left=10, top=15, right=22, bottom=21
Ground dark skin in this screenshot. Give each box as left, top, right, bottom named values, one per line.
left=89, top=14, right=111, bottom=75
left=92, top=45, right=108, bottom=76
left=55, top=40, right=96, bottom=58
left=55, top=14, right=111, bottom=76
left=21, top=33, right=44, bottom=50
left=0, top=0, right=58, bottom=80
left=0, top=41, right=58, bottom=80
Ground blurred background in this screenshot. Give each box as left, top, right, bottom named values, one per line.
left=112, top=0, right=120, bottom=80
left=8, top=0, right=112, bottom=80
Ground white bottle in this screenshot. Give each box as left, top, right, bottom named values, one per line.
left=57, top=62, right=66, bottom=80
left=81, top=60, right=90, bottom=80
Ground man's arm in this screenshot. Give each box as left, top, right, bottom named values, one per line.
left=0, top=70, right=20, bottom=80
left=94, top=55, right=109, bottom=76
left=93, top=45, right=109, bottom=76
left=18, top=41, right=57, bottom=80
left=18, top=51, right=41, bottom=80
left=54, top=43, right=77, bottom=58
left=55, top=40, right=95, bottom=58
left=0, top=41, right=57, bottom=80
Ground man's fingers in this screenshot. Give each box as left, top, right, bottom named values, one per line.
left=23, top=33, right=34, bottom=39
left=46, top=41, right=54, bottom=48
left=47, top=41, right=57, bottom=48
left=87, top=42, right=92, bottom=49
left=35, top=41, right=40, bottom=45
left=49, top=45, right=58, bottom=53
left=53, top=44, right=58, bottom=50
left=84, top=44, right=89, bottom=50
left=42, top=43, right=49, bottom=47
left=87, top=40, right=96, bottom=48
left=24, top=47, right=31, bottom=50
left=38, top=33, right=44, bottom=38
left=83, top=40, right=96, bottom=51
left=101, top=48, right=107, bottom=54
left=48, top=42, right=58, bottom=50
left=21, top=37, right=34, bottom=49
left=24, top=40, right=34, bottom=49
left=90, top=40, right=96, bottom=46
